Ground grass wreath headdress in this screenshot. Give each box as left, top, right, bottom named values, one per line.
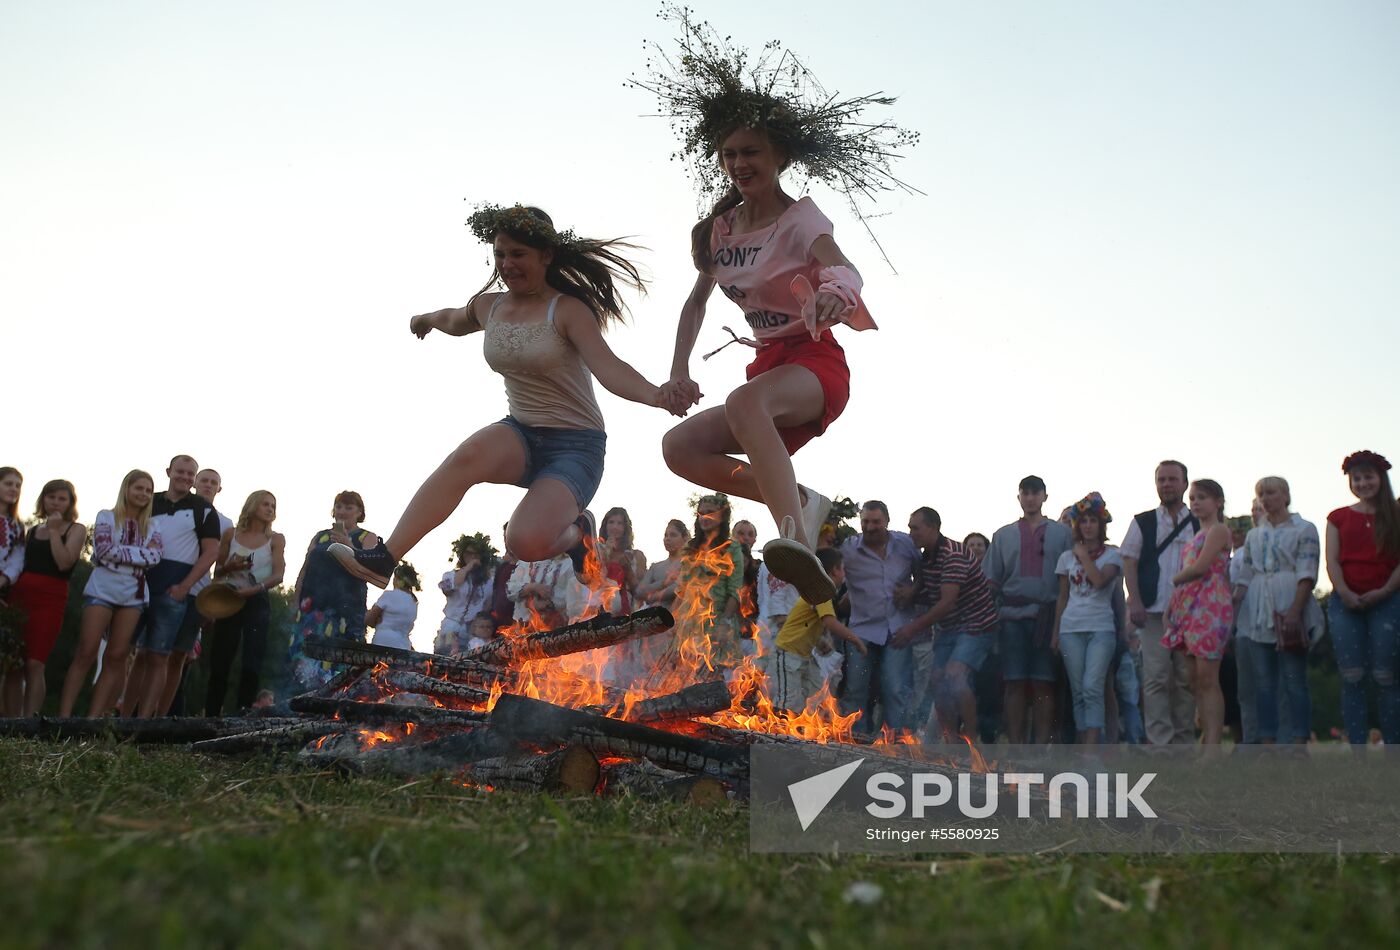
left=451, top=531, right=500, bottom=566
left=467, top=203, right=579, bottom=250
left=393, top=561, right=422, bottom=593
left=628, top=5, right=921, bottom=255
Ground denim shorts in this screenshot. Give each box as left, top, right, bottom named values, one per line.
left=172, top=595, right=205, bottom=653
left=83, top=596, right=127, bottom=611
left=999, top=616, right=1057, bottom=682
left=932, top=628, right=995, bottom=672
left=134, top=592, right=193, bottom=656
left=496, top=416, right=606, bottom=509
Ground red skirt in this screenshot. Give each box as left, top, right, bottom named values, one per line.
left=10, top=572, right=70, bottom=664
left=745, top=330, right=851, bottom=454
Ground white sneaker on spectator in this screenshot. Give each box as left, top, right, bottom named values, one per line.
left=798, top=486, right=832, bottom=550
left=762, top=515, right=837, bottom=605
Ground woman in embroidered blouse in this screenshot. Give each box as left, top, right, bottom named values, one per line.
left=434, top=534, right=497, bottom=656
left=1163, top=479, right=1234, bottom=746
left=58, top=470, right=162, bottom=717
left=1232, top=476, right=1321, bottom=746
left=1325, top=450, right=1400, bottom=748
left=0, top=468, right=23, bottom=603
left=333, top=205, right=686, bottom=589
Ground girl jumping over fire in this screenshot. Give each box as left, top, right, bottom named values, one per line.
left=333, top=206, right=691, bottom=587
left=631, top=7, right=920, bottom=605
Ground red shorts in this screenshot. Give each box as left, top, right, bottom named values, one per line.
left=9, top=572, right=70, bottom=664
left=745, top=330, right=850, bottom=454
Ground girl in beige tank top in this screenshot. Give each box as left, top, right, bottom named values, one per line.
left=331, top=204, right=693, bottom=595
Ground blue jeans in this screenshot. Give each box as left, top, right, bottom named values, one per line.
left=1242, top=637, right=1310, bottom=743
left=840, top=638, right=914, bottom=734
left=1329, top=591, right=1400, bottom=745
left=1114, top=645, right=1145, bottom=743
left=1059, top=629, right=1115, bottom=731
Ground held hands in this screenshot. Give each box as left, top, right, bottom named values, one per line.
left=1357, top=589, right=1386, bottom=609
left=1128, top=602, right=1148, bottom=629
left=890, top=621, right=927, bottom=649
left=658, top=377, right=703, bottom=418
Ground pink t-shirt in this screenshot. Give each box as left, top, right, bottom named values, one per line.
left=710, top=197, right=835, bottom=341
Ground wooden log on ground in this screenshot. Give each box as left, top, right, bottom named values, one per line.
left=0, top=716, right=302, bottom=743
left=625, top=680, right=731, bottom=723
left=288, top=696, right=488, bottom=727
left=600, top=759, right=728, bottom=806
left=462, top=606, right=674, bottom=666
left=299, top=636, right=517, bottom=686
left=489, top=693, right=748, bottom=780
left=378, top=671, right=492, bottom=707
left=191, top=720, right=354, bottom=755
left=465, top=744, right=599, bottom=795
left=296, top=727, right=513, bottom=776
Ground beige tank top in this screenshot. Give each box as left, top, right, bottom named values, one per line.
left=481, top=294, right=606, bottom=431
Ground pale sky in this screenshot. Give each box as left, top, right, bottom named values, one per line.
left=3, top=1, right=1397, bottom=648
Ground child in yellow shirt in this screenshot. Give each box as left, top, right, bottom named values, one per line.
left=771, top=549, right=866, bottom=712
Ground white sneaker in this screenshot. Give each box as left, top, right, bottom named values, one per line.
left=798, top=486, right=832, bottom=551
left=762, top=516, right=837, bottom=605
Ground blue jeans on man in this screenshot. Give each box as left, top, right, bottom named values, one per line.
left=840, top=638, right=914, bottom=734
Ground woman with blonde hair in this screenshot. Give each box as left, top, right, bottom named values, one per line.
left=1232, top=476, right=1321, bottom=747
left=58, top=470, right=163, bottom=717
left=4, top=479, right=84, bottom=716
left=205, top=490, right=286, bottom=716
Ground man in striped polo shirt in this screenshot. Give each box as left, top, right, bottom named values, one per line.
left=892, top=507, right=1000, bottom=742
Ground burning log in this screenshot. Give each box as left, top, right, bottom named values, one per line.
left=0, top=716, right=301, bottom=744
left=489, top=693, right=748, bottom=780
left=462, top=606, right=674, bottom=666
left=377, top=671, right=492, bottom=707
left=191, top=720, right=354, bottom=755
left=288, top=696, right=488, bottom=728
left=297, top=728, right=513, bottom=776
left=465, top=744, right=600, bottom=795
left=299, top=636, right=517, bottom=687
left=625, top=680, right=732, bottom=724
left=600, top=759, right=728, bottom=806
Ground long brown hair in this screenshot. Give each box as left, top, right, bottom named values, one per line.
left=1354, top=464, right=1400, bottom=559
left=0, top=466, right=21, bottom=528
left=469, top=207, right=645, bottom=330
left=690, top=184, right=743, bottom=274
left=599, top=507, right=635, bottom=550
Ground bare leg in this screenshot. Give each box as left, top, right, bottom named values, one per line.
left=135, top=651, right=169, bottom=719
left=157, top=650, right=187, bottom=716
left=1, top=671, right=20, bottom=716
left=88, top=609, right=141, bottom=717
left=1195, top=657, right=1224, bottom=745
left=59, top=605, right=112, bottom=717
left=504, top=477, right=586, bottom=563
left=23, top=660, right=46, bottom=716
left=120, top=655, right=146, bottom=717
left=1031, top=681, right=1057, bottom=744
left=384, top=425, right=529, bottom=559
left=663, top=365, right=825, bottom=546
left=1003, top=682, right=1028, bottom=743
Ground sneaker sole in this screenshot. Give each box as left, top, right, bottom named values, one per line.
left=762, top=539, right=837, bottom=604
left=328, top=543, right=392, bottom=590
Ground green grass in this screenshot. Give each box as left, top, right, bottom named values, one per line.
left=0, top=738, right=1395, bottom=949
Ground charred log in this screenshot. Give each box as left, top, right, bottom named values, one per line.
left=465, top=744, right=600, bottom=795
left=296, top=727, right=513, bottom=776
left=600, top=759, right=728, bottom=806
left=299, top=636, right=516, bottom=686
left=462, top=606, right=674, bottom=666
left=625, top=680, right=731, bottom=723
left=288, top=696, right=488, bottom=727
left=489, top=693, right=748, bottom=779
left=0, top=716, right=301, bottom=743
left=377, top=671, right=493, bottom=707
left=191, top=721, right=353, bottom=755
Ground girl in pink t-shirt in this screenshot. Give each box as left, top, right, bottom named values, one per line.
left=635, top=12, right=916, bottom=606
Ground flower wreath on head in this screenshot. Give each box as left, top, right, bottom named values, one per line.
left=393, top=561, right=422, bottom=593
left=466, top=203, right=579, bottom=250
left=627, top=4, right=921, bottom=266
left=1342, top=449, right=1391, bottom=474
left=1070, top=492, right=1112, bottom=525
left=451, top=531, right=500, bottom=567
left=690, top=491, right=731, bottom=513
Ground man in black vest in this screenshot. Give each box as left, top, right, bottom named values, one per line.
left=1120, top=460, right=1199, bottom=744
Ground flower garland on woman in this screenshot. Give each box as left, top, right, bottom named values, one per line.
left=333, top=204, right=689, bottom=586
left=630, top=6, right=920, bottom=606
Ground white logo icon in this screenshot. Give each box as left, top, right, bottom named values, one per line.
left=787, top=758, right=864, bottom=831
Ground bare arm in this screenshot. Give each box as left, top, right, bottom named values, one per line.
left=211, top=528, right=235, bottom=577
left=1173, top=525, right=1231, bottom=584
left=410, top=296, right=486, bottom=338
left=555, top=301, right=669, bottom=411
left=822, top=614, right=867, bottom=655
left=50, top=521, right=85, bottom=572
left=1051, top=575, right=1070, bottom=647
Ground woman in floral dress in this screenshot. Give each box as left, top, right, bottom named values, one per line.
left=1164, top=478, right=1234, bottom=746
